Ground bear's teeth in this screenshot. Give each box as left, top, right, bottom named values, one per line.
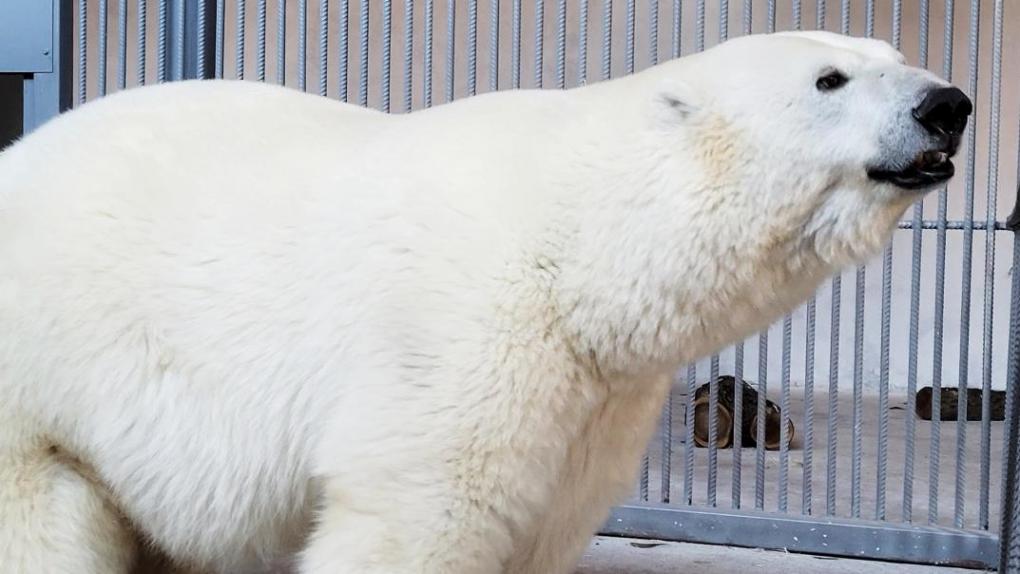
left=918, top=150, right=949, bottom=167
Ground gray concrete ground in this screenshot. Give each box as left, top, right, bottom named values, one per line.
left=575, top=536, right=985, bottom=574
left=634, top=390, right=1004, bottom=530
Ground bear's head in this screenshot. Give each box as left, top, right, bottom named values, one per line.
left=657, top=30, right=970, bottom=265
left=560, top=31, right=971, bottom=375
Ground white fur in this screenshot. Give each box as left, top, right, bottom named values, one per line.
left=0, top=32, right=955, bottom=573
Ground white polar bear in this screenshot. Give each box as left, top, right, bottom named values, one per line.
left=0, top=31, right=970, bottom=574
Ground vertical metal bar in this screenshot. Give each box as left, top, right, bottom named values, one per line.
left=876, top=252, right=892, bottom=521
left=405, top=0, right=414, bottom=110
left=277, top=0, right=286, bottom=85
left=534, top=0, right=544, bottom=87
left=215, top=0, right=224, bottom=79
left=297, top=0, right=306, bottom=90
left=1000, top=186, right=1020, bottom=573
left=98, top=0, right=108, bottom=93
left=803, top=298, right=816, bottom=515
left=555, top=0, right=565, bottom=88
left=695, top=0, right=704, bottom=51
left=317, top=0, right=326, bottom=97
left=344, top=0, right=357, bottom=101
left=117, top=0, right=127, bottom=90
left=424, top=0, right=433, bottom=106
left=903, top=0, right=929, bottom=524
left=742, top=0, right=751, bottom=35
left=159, top=0, right=168, bottom=81
left=578, top=0, right=587, bottom=85
left=138, top=0, right=147, bottom=84
left=779, top=316, right=792, bottom=513
left=733, top=343, right=745, bottom=508
left=350, top=0, right=360, bottom=103
left=341, top=1, right=353, bottom=102
left=719, top=0, right=727, bottom=42
left=78, top=0, right=87, bottom=103
left=671, top=0, right=680, bottom=59
left=979, top=0, right=1003, bottom=532
left=445, top=0, right=454, bottom=101
left=777, top=20, right=806, bottom=527
left=257, top=0, right=266, bottom=80
left=649, top=0, right=657, bottom=65
left=850, top=3, right=871, bottom=522
left=953, top=0, right=980, bottom=530
left=708, top=355, right=720, bottom=507
left=793, top=0, right=812, bottom=518
left=383, top=0, right=393, bottom=110
left=662, top=387, right=673, bottom=503
left=466, top=0, right=477, bottom=96
left=755, top=331, right=768, bottom=511
left=864, top=0, right=873, bottom=37
left=891, top=0, right=902, bottom=49
left=876, top=0, right=901, bottom=525
left=640, top=449, right=650, bottom=501
left=929, top=0, right=954, bottom=527
left=601, top=0, right=611, bottom=81
left=851, top=265, right=865, bottom=519
left=197, top=0, right=209, bottom=79
left=766, top=0, right=775, bottom=33
left=167, top=0, right=214, bottom=81
left=653, top=0, right=669, bottom=504
left=826, top=274, right=841, bottom=516
left=236, top=0, right=246, bottom=80
left=489, top=0, right=499, bottom=92
left=684, top=364, right=696, bottom=505
left=840, top=0, right=849, bottom=34
left=816, top=0, right=824, bottom=29
left=624, top=0, right=634, bottom=73
left=511, top=0, right=521, bottom=88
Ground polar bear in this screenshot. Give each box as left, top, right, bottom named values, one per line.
left=0, top=30, right=970, bottom=574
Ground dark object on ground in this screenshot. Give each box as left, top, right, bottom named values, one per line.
left=692, top=376, right=794, bottom=450
left=915, top=386, right=1006, bottom=421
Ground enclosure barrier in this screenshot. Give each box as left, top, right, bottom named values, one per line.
left=1, top=0, right=1018, bottom=570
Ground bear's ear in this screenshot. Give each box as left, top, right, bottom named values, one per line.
left=654, top=78, right=702, bottom=123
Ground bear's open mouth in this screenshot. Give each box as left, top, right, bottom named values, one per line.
left=867, top=150, right=955, bottom=191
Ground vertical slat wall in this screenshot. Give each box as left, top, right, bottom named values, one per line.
left=67, top=0, right=1020, bottom=559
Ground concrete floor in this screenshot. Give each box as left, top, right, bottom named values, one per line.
left=634, top=390, right=1005, bottom=530
left=575, top=536, right=985, bottom=574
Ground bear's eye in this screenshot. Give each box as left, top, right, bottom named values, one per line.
left=816, top=70, right=849, bottom=92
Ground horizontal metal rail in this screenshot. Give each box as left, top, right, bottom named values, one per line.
left=604, top=504, right=999, bottom=570
left=897, top=220, right=1009, bottom=231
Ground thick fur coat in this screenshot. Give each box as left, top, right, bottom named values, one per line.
left=0, top=31, right=961, bottom=573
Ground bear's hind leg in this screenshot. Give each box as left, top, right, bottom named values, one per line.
left=0, top=423, right=137, bottom=574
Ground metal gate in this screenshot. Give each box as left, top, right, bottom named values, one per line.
left=2, top=0, right=1019, bottom=571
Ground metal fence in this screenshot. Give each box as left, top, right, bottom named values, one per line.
left=2, top=0, right=1019, bottom=571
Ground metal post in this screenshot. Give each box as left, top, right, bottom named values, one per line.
left=6, top=0, right=73, bottom=135
left=999, top=184, right=1020, bottom=573
left=167, top=0, right=217, bottom=80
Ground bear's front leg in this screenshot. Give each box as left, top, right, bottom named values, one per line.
left=299, top=350, right=598, bottom=574
left=300, top=470, right=520, bottom=574
left=300, top=392, right=564, bottom=574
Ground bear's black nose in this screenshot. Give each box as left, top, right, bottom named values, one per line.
left=912, top=86, right=972, bottom=138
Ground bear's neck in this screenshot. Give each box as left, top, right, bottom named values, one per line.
left=544, top=104, right=833, bottom=380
